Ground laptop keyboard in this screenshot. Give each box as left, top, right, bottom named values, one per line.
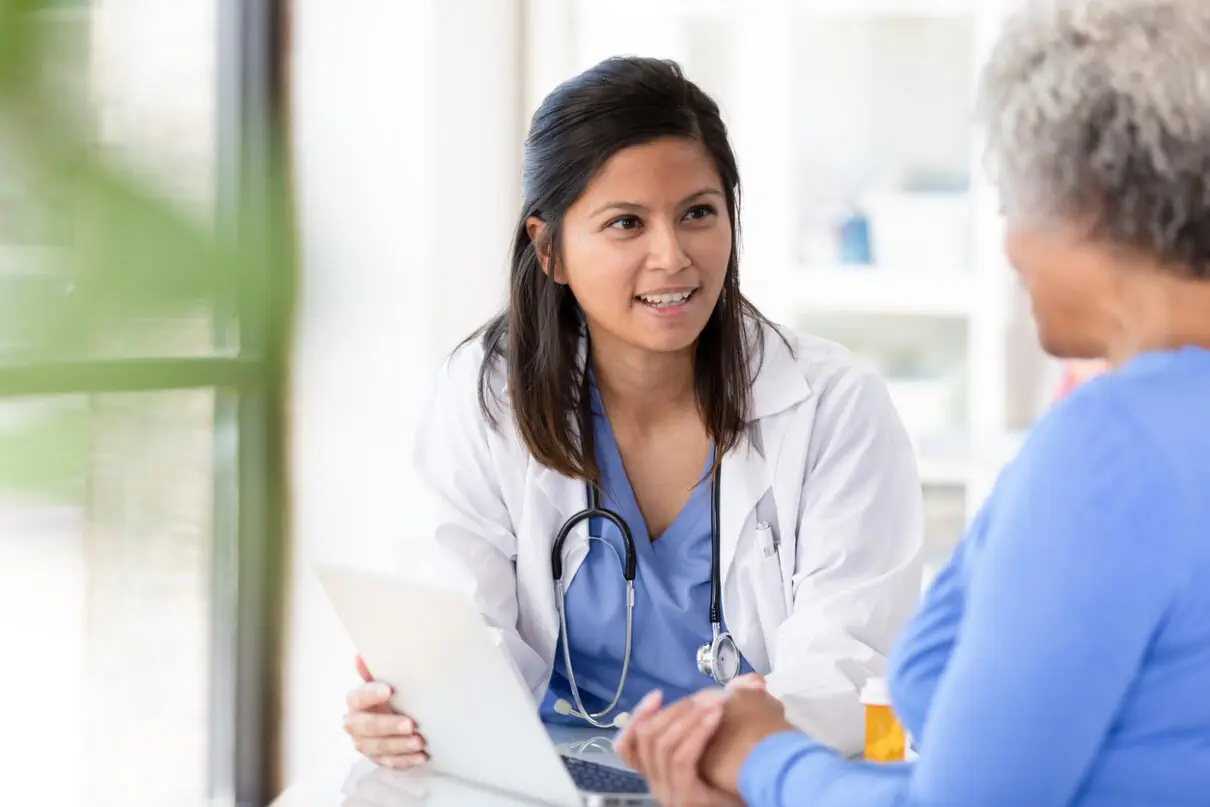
left=561, top=755, right=650, bottom=795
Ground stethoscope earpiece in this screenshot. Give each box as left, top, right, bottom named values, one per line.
left=553, top=698, right=631, bottom=728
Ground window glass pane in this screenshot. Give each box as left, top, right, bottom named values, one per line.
left=0, top=389, right=216, bottom=807
left=0, top=0, right=228, bottom=364
left=90, top=0, right=217, bottom=219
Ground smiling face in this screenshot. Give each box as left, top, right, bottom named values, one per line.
left=529, top=137, right=733, bottom=357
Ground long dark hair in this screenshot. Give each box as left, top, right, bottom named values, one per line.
left=468, top=56, right=775, bottom=484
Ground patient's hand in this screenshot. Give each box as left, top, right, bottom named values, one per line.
left=343, top=655, right=429, bottom=770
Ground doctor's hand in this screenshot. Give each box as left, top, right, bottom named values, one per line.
left=343, top=655, right=429, bottom=770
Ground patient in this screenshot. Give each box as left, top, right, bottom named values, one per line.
left=615, top=1, right=1210, bottom=805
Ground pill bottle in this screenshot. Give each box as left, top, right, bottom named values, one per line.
left=860, top=677, right=907, bottom=762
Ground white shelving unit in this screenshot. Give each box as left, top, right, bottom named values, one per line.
left=564, top=0, right=974, bottom=21
left=525, top=0, right=1059, bottom=587
left=750, top=266, right=977, bottom=319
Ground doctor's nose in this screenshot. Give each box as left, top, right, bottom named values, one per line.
left=645, top=222, right=692, bottom=274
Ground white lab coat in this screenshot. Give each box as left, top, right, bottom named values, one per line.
left=411, top=320, right=924, bottom=756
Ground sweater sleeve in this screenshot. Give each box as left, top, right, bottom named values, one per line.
left=737, top=389, right=1185, bottom=807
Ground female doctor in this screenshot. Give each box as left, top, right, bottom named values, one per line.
left=343, top=55, right=924, bottom=770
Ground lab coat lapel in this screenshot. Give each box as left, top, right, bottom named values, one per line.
left=534, top=462, right=594, bottom=588
left=534, top=463, right=586, bottom=525
left=720, top=326, right=813, bottom=585
left=531, top=324, right=812, bottom=589
left=719, top=428, right=771, bottom=588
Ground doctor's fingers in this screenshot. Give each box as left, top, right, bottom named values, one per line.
left=354, top=732, right=428, bottom=763
left=344, top=710, right=420, bottom=739
left=346, top=681, right=394, bottom=713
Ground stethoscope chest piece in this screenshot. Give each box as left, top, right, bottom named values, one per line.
left=696, top=627, right=741, bottom=685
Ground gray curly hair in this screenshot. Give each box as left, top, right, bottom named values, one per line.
left=977, top=0, right=1210, bottom=277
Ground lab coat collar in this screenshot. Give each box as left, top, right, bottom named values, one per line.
left=532, top=409, right=775, bottom=593
left=531, top=319, right=812, bottom=582
left=748, top=322, right=812, bottom=421
left=500, top=319, right=813, bottom=419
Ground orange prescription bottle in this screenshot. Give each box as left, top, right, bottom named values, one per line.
left=860, top=677, right=907, bottom=762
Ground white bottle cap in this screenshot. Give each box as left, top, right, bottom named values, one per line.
left=859, top=677, right=891, bottom=706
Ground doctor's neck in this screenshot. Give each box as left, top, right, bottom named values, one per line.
left=589, top=338, right=697, bottom=427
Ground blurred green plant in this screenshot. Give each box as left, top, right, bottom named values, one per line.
left=0, top=398, right=89, bottom=497
left=0, top=0, right=251, bottom=359
left=1, top=10, right=293, bottom=799
left=0, top=0, right=293, bottom=498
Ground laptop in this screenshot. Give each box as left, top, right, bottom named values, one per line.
left=315, top=563, right=652, bottom=807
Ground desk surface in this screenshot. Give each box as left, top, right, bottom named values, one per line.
left=273, top=726, right=633, bottom=807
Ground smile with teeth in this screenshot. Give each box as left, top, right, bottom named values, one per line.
left=636, top=289, right=696, bottom=308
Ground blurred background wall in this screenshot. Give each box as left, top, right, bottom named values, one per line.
left=285, top=0, right=520, bottom=781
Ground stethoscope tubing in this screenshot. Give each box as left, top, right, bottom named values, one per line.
left=549, top=467, right=731, bottom=727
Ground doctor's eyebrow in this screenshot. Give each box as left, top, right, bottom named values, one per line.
left=588, top=188, right=724, bottom=218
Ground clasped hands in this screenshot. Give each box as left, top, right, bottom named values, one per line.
left=613, top=674, right=796, bottom=807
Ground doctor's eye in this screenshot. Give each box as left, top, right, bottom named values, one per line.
left=682, top=204, right=717, bottom=222
left=607, top=215, right=642, bottom=231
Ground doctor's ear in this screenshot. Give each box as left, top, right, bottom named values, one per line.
left=526, top=216, right=565, bottom=283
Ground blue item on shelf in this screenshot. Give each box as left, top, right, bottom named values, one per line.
left=839, top=212, right=872, bottom=265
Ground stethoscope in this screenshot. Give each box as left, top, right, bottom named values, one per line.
left=549, top=467, right=741, bottom=728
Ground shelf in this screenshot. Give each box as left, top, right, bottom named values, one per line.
left=750, top=265, right=976, bottom=319
left=913, top=428, right=1030, bottom=488
left=574, top=0, right=737, bottom=20
left=577, top=0, right=974, bottom=21
left=796, top=0, right=974, bottom=19
left=917, top=453, right=972, bottom=487
left=913, top=429, right=974, bottom=486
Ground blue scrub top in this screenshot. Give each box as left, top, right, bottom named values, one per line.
left=540, top=380, right=751, bottom=725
